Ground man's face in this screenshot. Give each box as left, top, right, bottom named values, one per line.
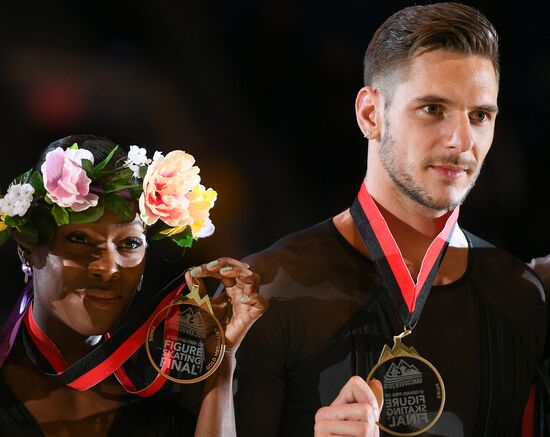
left=377, top=49, right=499, bottom=211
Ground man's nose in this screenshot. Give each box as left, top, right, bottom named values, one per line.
left=87, top=246, right=119, bottom=281
left=444, top=113, right=474, bottom=152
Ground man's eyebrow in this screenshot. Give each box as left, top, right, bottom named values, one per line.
left=413, top=95, right=499, bottom=114
left=474, top=104, right=499, bottom=114
left=413, top=95, right=455, bottom=106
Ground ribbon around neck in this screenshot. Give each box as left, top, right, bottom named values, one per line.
left=350, top=182, right=459, bottom=328
left=4, top=273, right=190, bottom=397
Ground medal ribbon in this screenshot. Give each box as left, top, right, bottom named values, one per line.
left=350, top=182, right=459, bottom=328
left=20, top=280, right=187, bottom=397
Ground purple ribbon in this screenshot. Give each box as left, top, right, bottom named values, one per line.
left=0, top=282, right=33, bottom=367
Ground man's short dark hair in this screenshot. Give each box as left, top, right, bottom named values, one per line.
left=363, top=2, right=499, bottom=91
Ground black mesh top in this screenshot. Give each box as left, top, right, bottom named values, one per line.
left=0, top=375, right=199, bottom=436
left=234, top=219, right=548, bottom=437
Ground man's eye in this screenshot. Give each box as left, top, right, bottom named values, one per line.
left=423, top=104, right=441, bottom=115
left=65, top=232, right=89, bottom=244
left=470, top=111, right=489, bottom=122
left=120, top=238, right=144, bottom=250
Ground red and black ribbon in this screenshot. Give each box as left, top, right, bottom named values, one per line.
left=350, top=182, right=459, bottom=329
left=21, top=274, right=188, bottom=397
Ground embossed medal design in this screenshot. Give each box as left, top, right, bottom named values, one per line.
left=145, top=284, right=226, bottom=384
left=366, top=330, right=445, bottom=436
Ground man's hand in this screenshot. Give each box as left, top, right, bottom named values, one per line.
left=314, top=376, right=383, bottom=436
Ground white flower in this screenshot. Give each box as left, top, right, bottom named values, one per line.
left=153, top=151, right=164, bottom=162
left=196, top=217, right=215, bottom=238
left=125, top=145, right=152, bottom=177
left=0, top=183, right=34, bottom=216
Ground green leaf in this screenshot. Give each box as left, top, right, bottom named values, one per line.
left=104, top=192, right=133, bottom=221
left=70, top=143, right=79, bottom=150
left=51, top=204, right=70, bottom=226
left=105, top=168, right=134, bottom=184
left=151, top=225, right=193, bottom=247
left=30, top=171, right=45, bottom=197
left=170, top=228, right=194, bottom=248
left=13, top=169, right=34, bottom=186
left=33, top=212, right=56, bottom=246
left=68, top=204, right=105, bottom=224
left=4, top=214, right=28, bottom=227
left=149, top=220, right=172, bottom=239
left=103, top=183, right=141, bottom=194
left=0, top=228, right=11, bottom=246
left=16, top=223, right=39, bottom=246
left=139, top=165, right=148, bottom=179
left=81, top=159, right=95, bottom=179
left=94, top=145, right=119, bottom=173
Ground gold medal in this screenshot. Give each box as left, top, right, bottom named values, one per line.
left=366, top=330, right=445, bottom=436
left=145, top=283, right=226, bottom=384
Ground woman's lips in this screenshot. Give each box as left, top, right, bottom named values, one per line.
left=77, top=290, right=121, bottom=308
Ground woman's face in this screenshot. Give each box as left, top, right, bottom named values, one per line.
left=29, top=210, right=147, bottom=337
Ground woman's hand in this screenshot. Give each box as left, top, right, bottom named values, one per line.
left=185, top=257, right=268, bottom=351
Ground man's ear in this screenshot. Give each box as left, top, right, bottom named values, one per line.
left=355, top=86, right=383, bottom=141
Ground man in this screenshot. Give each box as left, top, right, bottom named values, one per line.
left=234, top=3, right=548, bottom=436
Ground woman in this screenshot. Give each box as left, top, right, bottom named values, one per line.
left=0, top=134, right=266, bottom=436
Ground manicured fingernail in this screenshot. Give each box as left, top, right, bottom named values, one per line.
left=190, top=266, right=202, bottom=277
left=220, top=266, right=233, bottom=273
left=207, top=260, right=219, bottom=269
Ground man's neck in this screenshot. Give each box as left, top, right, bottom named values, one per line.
left=333, top=180, right=468, bottom=283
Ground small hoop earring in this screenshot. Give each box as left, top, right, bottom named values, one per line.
left=137, top=275, right=144, bottom=292
left=17, top=247, right=32, bottom=284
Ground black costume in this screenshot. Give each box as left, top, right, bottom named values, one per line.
left=0, top=295, right=202, bottom=436
left=0, top=375, right=199, bottom=436
left=234, top=219, right=548, bottom=437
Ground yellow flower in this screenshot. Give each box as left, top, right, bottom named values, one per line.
left=139, top=149, right=217, bottom=240
left=158, top=184, right=217, bottom=238
left=0, top=214, right=7, bottom=232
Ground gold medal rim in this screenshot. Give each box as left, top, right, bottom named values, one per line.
left=145, top=300, right=226, bottom=384
left=366, top=352, right=446, bottom=437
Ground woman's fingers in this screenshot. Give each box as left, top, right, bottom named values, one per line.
left=190, top=257, right=261, bottom=302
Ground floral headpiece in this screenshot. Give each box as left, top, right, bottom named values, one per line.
left=0, top=144, right=217, bottom=248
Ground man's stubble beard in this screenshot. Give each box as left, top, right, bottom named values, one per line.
left=378, top=119, right=481, bottom=212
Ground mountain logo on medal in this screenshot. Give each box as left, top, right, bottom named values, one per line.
left=165, top=307, right=208, bottom=338
left=383, top=359, right=423, bottom=388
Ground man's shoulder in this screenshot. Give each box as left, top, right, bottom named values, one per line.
left=242, top=218, right=350, bottom=300
left=244, top=218, right=335, bottom=269
left=464, top=229, right=546, bottom=306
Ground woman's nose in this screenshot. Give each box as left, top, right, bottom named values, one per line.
left=87, top=246, right=119, bottom=281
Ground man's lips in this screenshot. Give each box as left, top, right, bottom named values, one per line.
left=429, top=164, right=471, bottom=178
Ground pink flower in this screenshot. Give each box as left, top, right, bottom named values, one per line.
left=41, top=147, right=99, bottom=212
left=139, top=150, right=215, bottom=231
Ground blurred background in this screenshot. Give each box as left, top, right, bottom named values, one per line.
left=1, top=0, right=548, bottom=304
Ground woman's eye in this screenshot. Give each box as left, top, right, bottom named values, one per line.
left=120, top=238, right=144, bottom=250
left=65, top=232, right=89, bottom=244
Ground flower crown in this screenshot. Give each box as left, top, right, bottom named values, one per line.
left=0, top=143, right=217, bottom=248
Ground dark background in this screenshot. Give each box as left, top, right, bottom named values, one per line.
left=1, top=0, right=548, bottom=303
